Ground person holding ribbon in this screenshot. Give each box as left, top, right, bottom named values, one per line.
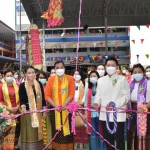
left=127, top=64, right=150, bottom=150
left=73, top=69, right=89, bottom=150
left=19, top=66, right=46, bottom=150
left=45, top=60, right=75, bottom=150
left=93, top=57, right=130, bottom=150
left=36, top=71, right=52, bottom=148
left=0, top=69, right=20, bottom=150
left=83, top=70, right=106, bottom=150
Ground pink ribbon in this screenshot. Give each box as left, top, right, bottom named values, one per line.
left=1, top=102, right=149, bottom=150
left=76, top=0, right=82, bottom=70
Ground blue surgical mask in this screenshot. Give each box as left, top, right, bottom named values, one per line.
left=90, top=77, right=98, bottom=84
left=133, top=73, right=143, bottom=82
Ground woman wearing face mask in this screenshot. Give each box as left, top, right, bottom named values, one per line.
left=50, top=69, right=56, bottom=77
left=0, top=69, right=20, bottom=150
left=37, top=71, right=47, bottom=91
left=145, top=66, right=150, bottom=80
left=19, top=66, right=46, bottom=150
left=36, top=71, right=52, bottom=148
left=124, top=67, right=133, bottom=84
left=97, top=65, right=105, bottom=77
left=45, top=60, right=75, bottom=150
left=127, top=64, right=150, bottom=150
left=73, top=70, right=89, bottom=150
left=13, top=71, right=19, bottom=84
left=83, top=71, right=106, bottom=150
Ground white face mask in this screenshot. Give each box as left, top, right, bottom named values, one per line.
left=122, top=70, right=126, bottom=74
left=56, top=69, right=65, bottom=76
left=39, top=79, right=46, bottom=85
left=74, top=75, right=81, bottom=81
left=97, top=70, right=105, bottom=77
left=6, top=77, right=13, bottom=83
left=133, top=73, right=143, bottom=82
left=90, top=77, right=98, bottom=84
left=14, top=75, right=18, bottom=79
left=106, top=67, right=116, bottom=75
left=146, top=72, right=150, bottom=78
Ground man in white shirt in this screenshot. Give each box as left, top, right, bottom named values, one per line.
left=93, top=57, right=130, bottom=150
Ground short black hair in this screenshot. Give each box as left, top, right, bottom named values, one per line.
left=105, top=57, right=118, bottom=66
left=24, top=66, right=35, bottom=73
left=3, top=69, right=13, bottom=76
left=132, top=64, right=145, bottom=74
left=146, top=66, right=150, bottom=70
left=36, top=71, right=48, bottom=80
left=88, top=71, right=100, bottom=89
left=54, top=60, right=65, bottom=68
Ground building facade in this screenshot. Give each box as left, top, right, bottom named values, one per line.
left=15, top=0, right=130, bottom=72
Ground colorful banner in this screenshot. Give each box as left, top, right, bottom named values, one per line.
left=28, top=24, right=43, bottom=70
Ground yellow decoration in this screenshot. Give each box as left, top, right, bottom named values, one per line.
left=25, top=79, right=41, bottom=128
left=2, top=82, right=19, bottom=126
left=53, top=75, right=70, bottom=136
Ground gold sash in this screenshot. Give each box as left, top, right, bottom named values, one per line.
left=53, top=75, right=70, bottom=136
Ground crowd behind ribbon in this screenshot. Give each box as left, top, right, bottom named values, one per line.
left=0, top=57, right=150, bottom=150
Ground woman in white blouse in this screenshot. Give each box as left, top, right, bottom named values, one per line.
left=127, top=64, right=150, bottom=150
left=73, top=70, right=88, bottom=150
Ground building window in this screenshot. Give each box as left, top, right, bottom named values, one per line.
left=45, top=49, right=64, bottom=53
left=90, top=47, right=100, bottom=52
left=73, top=48, right=87, bottom=52
left=21, top=50, right=26, bottom=54
left=113, top=47, right=128, bottom=51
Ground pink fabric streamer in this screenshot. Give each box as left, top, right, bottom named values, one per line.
left=1, top=101, right=150, bottom=150
left=76, top=0, right=82, bottom=70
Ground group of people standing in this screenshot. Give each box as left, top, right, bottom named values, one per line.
left=0, top=57, right=150, bottom=150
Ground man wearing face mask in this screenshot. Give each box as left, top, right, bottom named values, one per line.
left=45, top=60, right=75, bottom=150
left=93, top=57, right=130, bottom=150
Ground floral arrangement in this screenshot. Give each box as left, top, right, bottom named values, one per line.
left=0, top=103, right=11, bottom=130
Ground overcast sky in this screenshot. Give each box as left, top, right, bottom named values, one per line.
left=0, top=0, right=15, bottom=30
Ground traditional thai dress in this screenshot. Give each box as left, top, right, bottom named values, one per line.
left=19, top=80, right=46, bottom=150
left=0, top=82, right=20, bottom=150
left=45, top=74, right=75, bottom=150
left=74, top=81, right=89, bottom=144
left=127, top=77, right=150, bottom=150
left=84, top=86, right=107, bottom=150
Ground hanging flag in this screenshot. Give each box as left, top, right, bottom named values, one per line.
left=146, top=25, right=150, bottom=29
left=128, top=26, right=130, bottom=31
left=100, top=42, right=103, bottom=46
left=93, top=43, right=96, bottom=47
left=136, top=54, right=139, bottom=63
left=145, top=54, right=149, bottom=59
left=137, top=26, right=141, bottom=30
left=141, top=39, right=144, bottom=44
left=131, top=40, right=135, bottom=44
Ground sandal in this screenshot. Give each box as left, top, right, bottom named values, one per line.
left=79, top=143, right=83, bottom=150
left=74, top=143, right=77, bottom=150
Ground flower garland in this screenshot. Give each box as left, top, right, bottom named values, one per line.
left=42, top=119, right=48, bottom=145
left=25, top=79, right=42, bottom=128
left=53, top=75, right=70, bottom=136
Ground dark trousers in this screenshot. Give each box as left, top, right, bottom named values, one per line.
left=101, top=121, right=125, bottom=150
